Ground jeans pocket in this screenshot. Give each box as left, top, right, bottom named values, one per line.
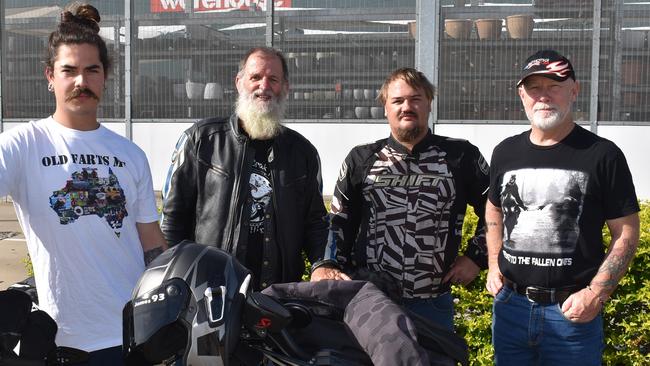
left=556, top=303, right=586, bottom=324
left=556, top=303, right=572, bottom=322
left=494, top=286, right=513, bottom=304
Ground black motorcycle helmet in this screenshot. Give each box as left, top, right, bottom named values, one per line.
left=123, top=241, right=252, bottom=366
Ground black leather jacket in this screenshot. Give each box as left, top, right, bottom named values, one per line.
left=161, top=114, right=329, bottom=283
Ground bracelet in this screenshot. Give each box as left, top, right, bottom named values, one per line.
left=586, top=285, right=607, bottom=306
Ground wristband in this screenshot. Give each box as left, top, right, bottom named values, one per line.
left=586, top=285, right=607, bottom=306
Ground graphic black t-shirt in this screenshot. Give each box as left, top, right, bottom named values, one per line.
left=488, top=125, right=639, bottom=288
left=245, top=139, right=274, bottom=289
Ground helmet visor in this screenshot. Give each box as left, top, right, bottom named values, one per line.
left=124, top=278, right=192, bottom=364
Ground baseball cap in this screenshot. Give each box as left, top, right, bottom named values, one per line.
left=517, top=50, right=575, bottom=86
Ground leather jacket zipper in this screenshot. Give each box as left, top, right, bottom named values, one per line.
left=225, top=139, right=248, bottom=253
left=268, top=146, right=280, bottom=257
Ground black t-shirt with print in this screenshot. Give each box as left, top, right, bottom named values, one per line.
left=245, top=139, right=276, bottom=290
left=488, top=125, right=639, bottom=289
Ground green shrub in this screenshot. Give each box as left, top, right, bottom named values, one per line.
left=453, top=209, right=494, bottom=365
left=454, top=201, right=650, bottom=365
left=22, top=256, right=34, bottom=277
left=601, top=201, right=650, bottom=365
left=311, top=200, right=650, bottom=364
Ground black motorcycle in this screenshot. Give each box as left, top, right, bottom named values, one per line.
left=122, top=241, right=469, bottom=366
left=0, top=287, right=90, bottom=366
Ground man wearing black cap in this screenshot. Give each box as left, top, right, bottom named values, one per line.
left=484, top=50, right=640, bottom=365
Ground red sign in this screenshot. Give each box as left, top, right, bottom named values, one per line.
left=151, top=0, right=292, bottom=13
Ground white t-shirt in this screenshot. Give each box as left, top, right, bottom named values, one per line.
left=0, top=117, right=160, bottom=352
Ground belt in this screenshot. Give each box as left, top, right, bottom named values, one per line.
left=503, top=278, right=576, bottom=305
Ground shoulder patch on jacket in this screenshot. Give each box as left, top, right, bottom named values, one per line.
left=478, top=154, right=489, bottom=175
left=338, top=161, right=348, bottom=182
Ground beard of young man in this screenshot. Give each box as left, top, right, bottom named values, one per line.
left=235, top=88, right=287, bottom=140
left=395, top=111, right=422, bottom=143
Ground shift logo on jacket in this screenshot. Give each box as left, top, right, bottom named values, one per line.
left=49, top=167, right=128, bottom=235
left=373, top=173, right=452, bottom=187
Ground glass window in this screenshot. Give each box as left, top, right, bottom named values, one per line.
left=603, top=1, right=649, bottom=123
left=132, top=2, right=267, bottom=119
left=1, top=1, right=648, bottom=125
left=273, top=0, right=416, bottom=122
left=438, top=0, right=594, bottom=122
left=2, top=1, right=124, bottom=119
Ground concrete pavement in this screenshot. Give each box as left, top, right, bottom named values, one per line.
left=0, top=198, right=28, bottom=290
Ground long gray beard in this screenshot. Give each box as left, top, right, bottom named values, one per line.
left=235, top=91, right=285, bottom=140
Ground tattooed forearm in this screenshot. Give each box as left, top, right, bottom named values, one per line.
left=486, top=221, right=499, bottom=233
left=593, top=238, right=637, bottom=294
left=144, top=246, right=164, bottom=266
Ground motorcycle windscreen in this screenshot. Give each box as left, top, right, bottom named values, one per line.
left=124, top=278, right=192, bottom=364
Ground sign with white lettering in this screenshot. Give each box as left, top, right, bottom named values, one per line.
left=150, top=0, right=292, bottom=13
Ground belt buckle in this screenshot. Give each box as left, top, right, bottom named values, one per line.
left=525, top=286, right=555, bottom=304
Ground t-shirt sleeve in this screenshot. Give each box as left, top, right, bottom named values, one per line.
left=134, top=150, right=161, bottom=223
left=487, top=143, right=505, bottom=207
left=601, top=145, right=640, bottom=219
left=0, top=129, right=24, bottom=197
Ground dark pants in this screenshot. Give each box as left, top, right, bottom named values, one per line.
left=79, top=346, right=123, bottom=366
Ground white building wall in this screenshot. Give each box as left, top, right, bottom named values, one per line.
left=598, top=126, right=650, bottom=201
left=135, top=122, right=391, bottom=197
left=25, top=121, right=633, bottom=200
left=4, top=121, right=647, bottom=199
left=132, top=123, right=190, bottom=193
left=289, top=123, right=390, bottom=196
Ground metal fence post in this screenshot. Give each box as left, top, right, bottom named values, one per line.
left=416, top=0, right=438, bottom=133
left=589, top=0, right=602, bottom=134
left=124, top=0, right=133, bottom=140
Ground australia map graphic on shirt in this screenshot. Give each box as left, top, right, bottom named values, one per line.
left=49, top=167, right=128, bottom=234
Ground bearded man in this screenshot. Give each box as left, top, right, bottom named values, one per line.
left=311, top=68, right=490, bottom=332
left=161, top=47, right=329, bottom=290
left=485, top=50, right=639, bottom=365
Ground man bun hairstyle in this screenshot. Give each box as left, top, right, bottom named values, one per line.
left=45, top=3, right=111, bottom=76
left=60, top=3, right=100, bottom=33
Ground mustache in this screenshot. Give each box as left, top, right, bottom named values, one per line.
left=399, top=111, right=417, bottom=118
left=65, top=88, right=99, bottom=101
left=533, top=104, right=557, bottom=112
left=253, top=90, right=276, bottom=99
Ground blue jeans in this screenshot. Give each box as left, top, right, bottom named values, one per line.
left=492, top=286, right=604, bottom=366
left=403, top=292, right=454, bottom=332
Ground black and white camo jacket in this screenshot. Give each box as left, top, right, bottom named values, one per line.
left=324, top=131, right=490, bottom=299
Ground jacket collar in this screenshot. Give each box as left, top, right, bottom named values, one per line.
left=229, top=114, right=246, bottom=141
left=387, top=129, right=435, bottom=155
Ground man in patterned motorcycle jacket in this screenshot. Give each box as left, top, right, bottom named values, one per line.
left=311, top=68, right=489, bottom=331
